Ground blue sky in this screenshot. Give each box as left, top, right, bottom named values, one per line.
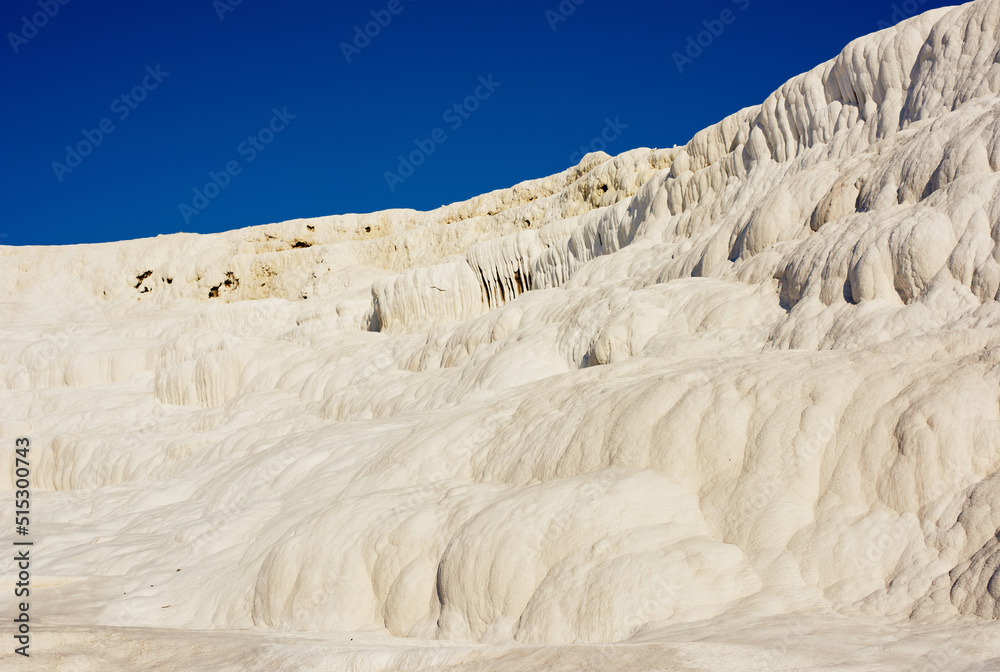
left=2, top=0, right=957, bottom=246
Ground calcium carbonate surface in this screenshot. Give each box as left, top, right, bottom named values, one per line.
left=4, top=2, right=1000, bottom=669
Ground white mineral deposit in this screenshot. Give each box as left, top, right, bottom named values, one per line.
left=4, top=1, right=1000, bottom=669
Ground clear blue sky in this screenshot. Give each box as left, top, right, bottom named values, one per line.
left=2, top=0, right=957, bottom=245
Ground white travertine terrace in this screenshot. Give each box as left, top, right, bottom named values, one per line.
left=5, top=2, right=1000, bottom=669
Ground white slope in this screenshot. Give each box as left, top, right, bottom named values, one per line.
left=5, top=1, right=1000, bottom=669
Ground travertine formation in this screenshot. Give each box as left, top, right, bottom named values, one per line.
left=5, top=2, right=1000, bottom=669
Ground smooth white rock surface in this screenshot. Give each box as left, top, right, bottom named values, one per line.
left=4, top=1, right=1000, bottom=669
